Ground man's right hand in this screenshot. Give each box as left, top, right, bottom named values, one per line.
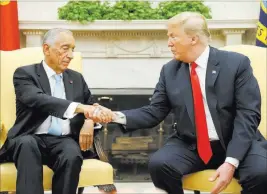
left=75, top=104, right=114, bottom=123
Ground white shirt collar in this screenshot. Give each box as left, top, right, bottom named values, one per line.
left=42, top=60, right=63, bottom=79
left=191, top=46, right=210, bottom=69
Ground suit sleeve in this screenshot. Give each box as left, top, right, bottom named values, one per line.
left=13, top=67, right=72, bottom=119
left=69, top=74, right=98, bottom=132
left=226, top=56, right=261, bottom=161
left=120, top=65, right=171, bottom=132
left=81, top=75, right=95, bottom=105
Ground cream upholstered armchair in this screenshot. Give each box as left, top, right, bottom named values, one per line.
left=182, top=45, right=267, bottom=194
left=0, top=47, right=115, bottom=194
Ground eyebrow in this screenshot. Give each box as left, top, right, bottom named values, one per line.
left=61, top=44, right=75, bottom=49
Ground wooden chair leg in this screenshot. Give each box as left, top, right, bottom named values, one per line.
left=194, top=191, right=200, bottom=194
left=77, top=187, right=84, bottom=194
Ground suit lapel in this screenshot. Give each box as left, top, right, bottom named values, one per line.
left=63, top=70, right=74, bottom=101
left=179, top=63, right=195, bottom=128
left=206, top=47, right=226, bottom=149
left=206, top=47, right=220, bottom=88
left=36, top=62, right=51, bottom=95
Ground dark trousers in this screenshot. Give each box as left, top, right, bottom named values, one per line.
left=148, top=136, right=267, bottom=194
left=9, top=134, right=83, bottom=194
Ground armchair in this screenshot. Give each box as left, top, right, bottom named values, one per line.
left=0, top=47, right=116, bottom=194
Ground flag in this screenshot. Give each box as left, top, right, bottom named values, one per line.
left=0, top=0, right=20, bottom=51
left=256, top=0, right=267, bottom=47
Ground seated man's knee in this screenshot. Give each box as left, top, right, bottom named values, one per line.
left=60, top=146, right=83, bottom=167
left=251, top=163, right=267, bottom=185
left=242, top=158, right=267, bottom=189
left=13, top=135, right=41, bottom=162
left=148, top=152, right=182, bottom=179
left=16, top=135, right=39, bottom=151
left=65, top=152, right=82, bottom=165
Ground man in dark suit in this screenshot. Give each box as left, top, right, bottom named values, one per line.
left=0, top=28, right=113, bottom=194
left=112, top=12, right=267, bottom=194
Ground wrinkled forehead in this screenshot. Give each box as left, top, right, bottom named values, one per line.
left=54, top=32, right=75, bottom=47
left=167, top=23, right=184, bottom=36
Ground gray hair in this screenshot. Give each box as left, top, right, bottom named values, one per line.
left=168, top=12, right=211, bottom=44
left=43, top=28, right=73, bottom=46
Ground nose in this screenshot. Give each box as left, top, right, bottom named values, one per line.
left=168, top=38, right=173, bottom=47
left=67, top=50, right=74, bottom=59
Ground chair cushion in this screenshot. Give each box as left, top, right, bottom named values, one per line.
left=0, top=159, right=113, bottom=192
left=182, top=170, right=242, bottom=192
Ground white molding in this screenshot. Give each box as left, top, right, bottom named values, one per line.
left=73, top=31, right=165, bottom=37
left=19, top=19, right=257, bottom=31
left=23, top=30, right=44, bottom=35
left=222, top=29, right=246, bottom=35
left=73, top=30, right=221, bottom=37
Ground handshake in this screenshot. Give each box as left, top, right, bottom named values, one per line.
left=76, top=103, right=118, bottom=152
left=76, top=103, right=116, bottom=123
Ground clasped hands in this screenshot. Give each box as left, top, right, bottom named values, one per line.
left=77, top=103, right=114, bottom=123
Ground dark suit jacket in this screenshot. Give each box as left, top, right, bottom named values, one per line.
left=0, top=62, right=94, bottom=162
left=121, top=46, right=264, bottom=162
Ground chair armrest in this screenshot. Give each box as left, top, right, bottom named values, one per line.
left=93, top=133, right=109, bottom=162
left=93, top=124, right=109, bottom=162
left=81, top=120, right=109, bottom=162
left=80, top=121, right=117, bottom=193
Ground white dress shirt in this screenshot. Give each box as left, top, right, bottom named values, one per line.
left=190, top=46, right=219, bottom=141
left=34, top=61, right=79, bottom=135
left=113, top=46, right=239, bottom=168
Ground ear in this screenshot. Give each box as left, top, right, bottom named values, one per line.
left=43, top=44, right=50, bottom=56
left=191, top=35, right=199, bottom=46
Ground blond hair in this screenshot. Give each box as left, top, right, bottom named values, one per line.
left=168, top=12, right=211, bottom=44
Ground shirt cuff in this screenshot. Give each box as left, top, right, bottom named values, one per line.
left=113, top=111, right=127, bottom=125
left=63, top=102, right=80, bottom=119
left=225, top=157, right=239, bottom=168
left=94, top=123, right=102, bottom=130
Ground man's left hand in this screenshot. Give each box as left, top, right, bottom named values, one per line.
left=209, top=162, right=236, bottom=194
left=79, top=119, right=94, bottom=151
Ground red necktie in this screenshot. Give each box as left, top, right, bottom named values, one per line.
left=190, top=62, right=213, bottom=164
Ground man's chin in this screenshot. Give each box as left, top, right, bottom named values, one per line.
left=60, top=66, right=69, bottom=72
left=173, top=54, right=180, bottom=60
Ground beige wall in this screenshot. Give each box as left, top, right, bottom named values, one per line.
left=204, top=0, right=260, bottom=20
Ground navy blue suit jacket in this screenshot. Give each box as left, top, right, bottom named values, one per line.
left=121, top=46, right=264, bottom=162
